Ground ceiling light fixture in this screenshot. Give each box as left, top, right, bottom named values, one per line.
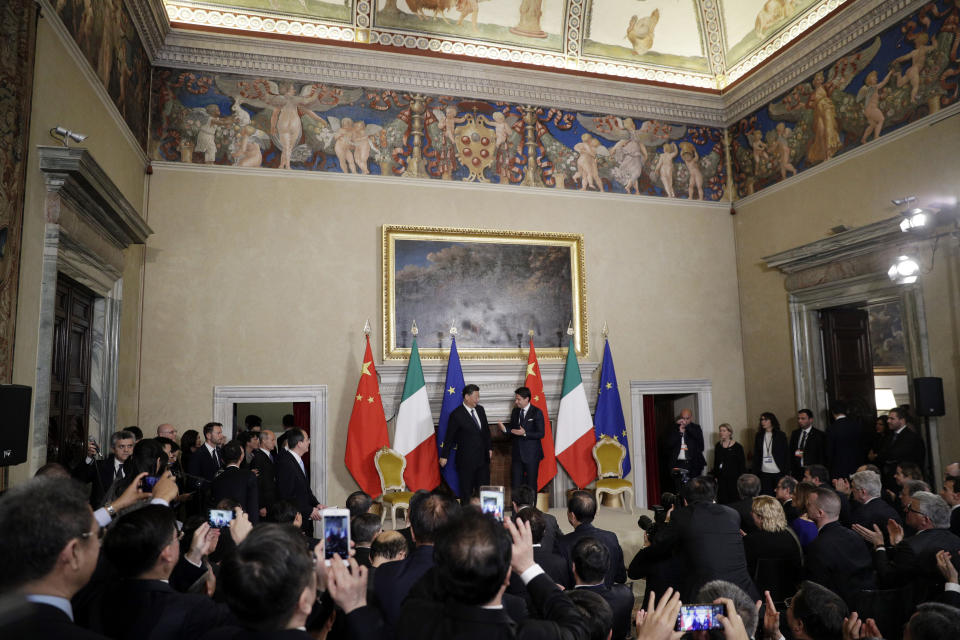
left=892, top=196, right=936, bottom=233
left=49, top=126, right=88, bottom=147
left=887, top=255, right=920, bottom=285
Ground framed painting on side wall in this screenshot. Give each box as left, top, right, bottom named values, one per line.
left=382, top=225, right=587, bottom=360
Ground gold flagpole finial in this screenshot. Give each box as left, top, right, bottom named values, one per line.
left=528, top=329, right=535, bottom=337
left=411, top=320, right=419, bottom=337
left=363, top=318, right=371, bottom=336
left=601, top=321, right=608, bottom=339
left=450, top=321, right=457, bottom=336
left=566, top=320, right=574, bottom=336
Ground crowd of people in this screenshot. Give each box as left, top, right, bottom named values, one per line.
left=0, top=406, right=958, bottom=640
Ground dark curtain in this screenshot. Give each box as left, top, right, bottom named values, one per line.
left=293, top=402, right=311, bottom=436
left=643, top=395, right=660, bottom=505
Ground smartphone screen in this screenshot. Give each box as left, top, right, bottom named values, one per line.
left=208, top=509, right=234, bottom=528
left=141, top=475, right=159, bottom=491
left=675, top=604, right=725, bottom=631
left=323, top=511, right=350, bottom=560
left=479, top=485, right=505, bottom=522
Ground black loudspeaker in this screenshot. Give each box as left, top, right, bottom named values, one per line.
left=914, top=377, right=945, bottom=417
left=0, top=384, right=32, bottom=466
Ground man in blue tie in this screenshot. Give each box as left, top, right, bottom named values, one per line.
left=276, top=428, right=322, bottom=534
left=439, top=384, right=493, bottom=501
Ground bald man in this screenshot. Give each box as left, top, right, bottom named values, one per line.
left=666, top=409, right=705, bottom=487
left=156, top=423, right=178, bottom=440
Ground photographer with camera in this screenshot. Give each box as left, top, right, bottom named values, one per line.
left=628, top=491, right=684, bottom=605
left=666, top=410, right=706, bottom=493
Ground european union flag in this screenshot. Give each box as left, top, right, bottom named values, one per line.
left=594, top=339, right=630, bottom=477
left=437, top=337, right=465, bottom=496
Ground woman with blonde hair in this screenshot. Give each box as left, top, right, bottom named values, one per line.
left=743, top=495, right=803, bottom=601
left=712, top=423, right=745, bottom=504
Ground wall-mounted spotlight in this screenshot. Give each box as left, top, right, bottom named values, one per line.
left=892, top=196, right=936, bottom=233
left=887, top=255, right=920, bottom=284
left=49, top=126, right=88, bottom=147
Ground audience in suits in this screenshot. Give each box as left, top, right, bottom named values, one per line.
left=803, top=463, right=852, bottom=526
left=844, top=468, right=902, bottom=544
left=826, top=401, right=864, bottom=481
left=560, top=491, right=626, bottom=586
left=351, top=513, right=381, bottom=569
left=347, top=490, right=374, bottom=519
left=776, top=474, right=800, bottom=522
left=751, top=412, right=788, bottom=496
left=512, top=485, right=564, bottom=556
left=210, top=441, right=260, bottom=523
left=730, top=473, right=761, bottom=534
left=516, top=507, right=571, bottom=588
left=789, top=409, right=827, bottom=479
left=570, top=537, right=633, bottom=640
left=878, top=407, right=927, bottom=489
left=711, top=422, right=746, bottom=504
left=940, top=475, right=960, bottom=536
left=188, top=422, right=225, bottom=484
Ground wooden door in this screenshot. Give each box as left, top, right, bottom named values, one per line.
left=47, top=275, right=94, bottom=468
left=820, top=307, right=875, bottom=419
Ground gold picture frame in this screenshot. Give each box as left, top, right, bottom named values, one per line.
left=382, top=225, right=587, bottom=360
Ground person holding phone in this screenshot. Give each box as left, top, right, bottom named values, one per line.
left=498, top=386, right=545, bottom=493
left=439, top=384, right=492, bottom=501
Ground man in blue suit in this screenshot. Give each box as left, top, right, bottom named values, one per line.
left=498, top=386, right=545, bottom=493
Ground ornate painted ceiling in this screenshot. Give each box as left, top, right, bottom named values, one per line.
left=129, top=0, right=923, bottom=125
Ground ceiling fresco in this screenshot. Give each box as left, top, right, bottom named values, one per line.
left=161, top=0, right=851, bottom=89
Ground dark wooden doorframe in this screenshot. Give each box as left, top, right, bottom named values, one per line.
left=820, top=306, right=876, bottom=423
left=47, top=274, right=95, bottom=468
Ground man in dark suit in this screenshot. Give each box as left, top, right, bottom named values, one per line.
left=211, top=440, right=260, bottom=522
left=804, top=486, right=876, bottom=605
left=571, top=537, right=633, bottom=640
left=352, top=513, right=381, bottom=569
left=848, top=469, right=902, bottom=542
left=497, top=386, right=544, bottom=493
left=730, top=473, right=761, bottom=534
left=560, top=490, right=626, bottom=586
left=665, top=409, right=705, bottom=489
left=276, top=428, right=321, bottom=533
left=516, top=507, right=571, bottom=588
left=826, top=401, right=864, bottom=481
left=98, top=505, right=232, bottom=640
left=854, top=491, right=960, bottom=607
left=790, top=409, right=827, bottom=479
left=804, top=463, right=852, bottom=526
left=511, top=484, right=563, bottom=556
left=250, top=429, right=278, bottom=519
left=775, top=475, right=800, bottom=522
left=372, top=493, right=461, bottom=629
left=878, top=407, right=927, bottom=491
left=72, top=429, right=136, bottom=508
left=188, top=421, right=225, bottom=483
left=642, top=476, right=759, bottom=602
left=439, top=384, right=492, bottom=501
left=940, top=475, right=960, bottom=536
left=0, top=477, right=108, bottom=639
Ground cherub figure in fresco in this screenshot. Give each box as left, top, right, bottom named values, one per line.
left=774, top=123, right=797, bottom=179
left=333, top=117, right=358, bottom=173
left=232, top=126, right=269, bottom=168
left=679, top=142, right=704, bottom=200
left=858, top=69, right=894, bottom=143
left=433, top=106, right=468, bottom=180
left=189, top=105, right=235, bottom=164
left=350, top=120, right=385, bottom=175
left=656, top=142, right=678, bottom=198
left=573, top=134, right=604, bottom=191
left=747, top=129, right=768, bottom=173
left=476, top=111, right=520, bottom=183
left=610, top=118, right=649, bottom=195
left=266, top=83, right=325, bottom=170
left=891, top=32, right=937, bottom=103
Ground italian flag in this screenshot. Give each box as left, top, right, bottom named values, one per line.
left=394, top=337, right=441, bottom=491
left=555, top=344, right=597, bottom=488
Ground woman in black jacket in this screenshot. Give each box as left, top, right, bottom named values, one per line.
left=743, top=495, right=803, bottom=602
left=751, top=412, right=789, bottom=495
left=712, top=423, right=746, bottom=504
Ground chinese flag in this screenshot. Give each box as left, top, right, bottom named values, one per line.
left=345, top=336, right=391, bottom=498
left=526, top=339, right=558, bottom=490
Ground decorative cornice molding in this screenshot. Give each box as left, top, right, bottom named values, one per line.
left=762, top=216, right=905, bottom=274
left=124, top=0, right=170, bottom=62
left=38, top=146, right=153, bottom=248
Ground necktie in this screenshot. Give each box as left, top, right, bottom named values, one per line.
left=471, top=408, right=481, bottom=429
left=520, top=409, right=526, bottom=424
left=799, top=431, right=808, bottom=450
left=114, top=465, right=123, bottom=479
left=213, top=448, right=221, bottom=468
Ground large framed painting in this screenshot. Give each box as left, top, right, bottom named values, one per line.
left=382, top=225, right=587, bottom=360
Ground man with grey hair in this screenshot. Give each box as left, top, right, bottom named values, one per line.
left=849, top=469, right=902, bottom=540
left=697, top=580, right=758, bottom=639
left=854, top=491, right=960, bottom=606
left=804, top=486, right=876, bottom=604
left=73, top=429, right=136, bottom=507
left=0, top=477, right=107, bottom=638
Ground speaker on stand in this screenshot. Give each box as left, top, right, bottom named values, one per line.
left=913, top=377, right=944, bottom=482
left=0, top=384, right=33, bottom=490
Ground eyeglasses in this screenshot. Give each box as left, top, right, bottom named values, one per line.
left=79, top=526, right=106, bottom=542
left=905, top=504, right=925, bottom=516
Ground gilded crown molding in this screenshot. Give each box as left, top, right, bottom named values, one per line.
left=124, top=0, right=171, bottom=63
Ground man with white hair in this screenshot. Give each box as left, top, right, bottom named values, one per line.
left=155, top=423, right=178, bottom=440
left=849, top=469, right=902, bottom=540
left=854, top=491, right=960, bottom=606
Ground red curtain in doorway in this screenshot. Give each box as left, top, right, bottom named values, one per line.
left=643, top=395, right=661, bottom=505
left=293, top=402, right=311, bottom=437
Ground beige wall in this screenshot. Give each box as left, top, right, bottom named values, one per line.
left=734, top=115, right=960, bottom=469
left=11, top=16, right=147, bottom=483
left=139, top=167, right=748, bottom=504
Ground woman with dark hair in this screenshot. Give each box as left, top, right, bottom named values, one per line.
left=867, top=414, right=889, bottom=462
left=712, top=423, right=746, bottom=504
left=751, top=412, right=789, bottom=495
left=180, top=429, right=202, bottom=473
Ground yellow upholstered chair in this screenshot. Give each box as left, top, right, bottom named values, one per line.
left=375, top=447, right=414, bottom=529
left=593, top=436, right=634, bottom=512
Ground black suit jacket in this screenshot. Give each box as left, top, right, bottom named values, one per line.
left=646, top=502, right=759, bottom=602
left=439, top=404, right=492, bottom=473
left=275, top=449, right=318, bottom=520
left=0, top=602, right=108, bottom=640
left=72, top=455, right=124, bottom=508
left=781, top=499, right=800, bottom=523
left=751, top=430, right=789, bottom=476
left=211, top=466, right=260, bottom=523
left=789, top=427, right=827, bottom=478
left=508, top=405, right=545, bottom=463
left=743, top=529, right=803, bottom=582
left=576, top=583, right=634, bottom=640
left=199, top=628, right=314, bottom=640
left=730, top=497, right=759, bottom=534
left=99, top=579, right=233, bottom=640
left=805, top=521, right=876, bottom=604
left=850, top=497, right=902, bottom=542
left=951, top=506, right=960, bottom=537
left=560, top=523, right=626, bottom=586
left=665, top=423, right=705, bottom=477
left=372, top=544, right=436, bottom=628
left=250, top=449, right=278, bottom=510
left=188, top=446, right=222, bottom=483
left=878, top=427, right=926, bottom=476
left=826, top=416, right=864, bottom=480
left=874, top=527, right=960, bottom=605
left=534, top=544, right=572, bottom=589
